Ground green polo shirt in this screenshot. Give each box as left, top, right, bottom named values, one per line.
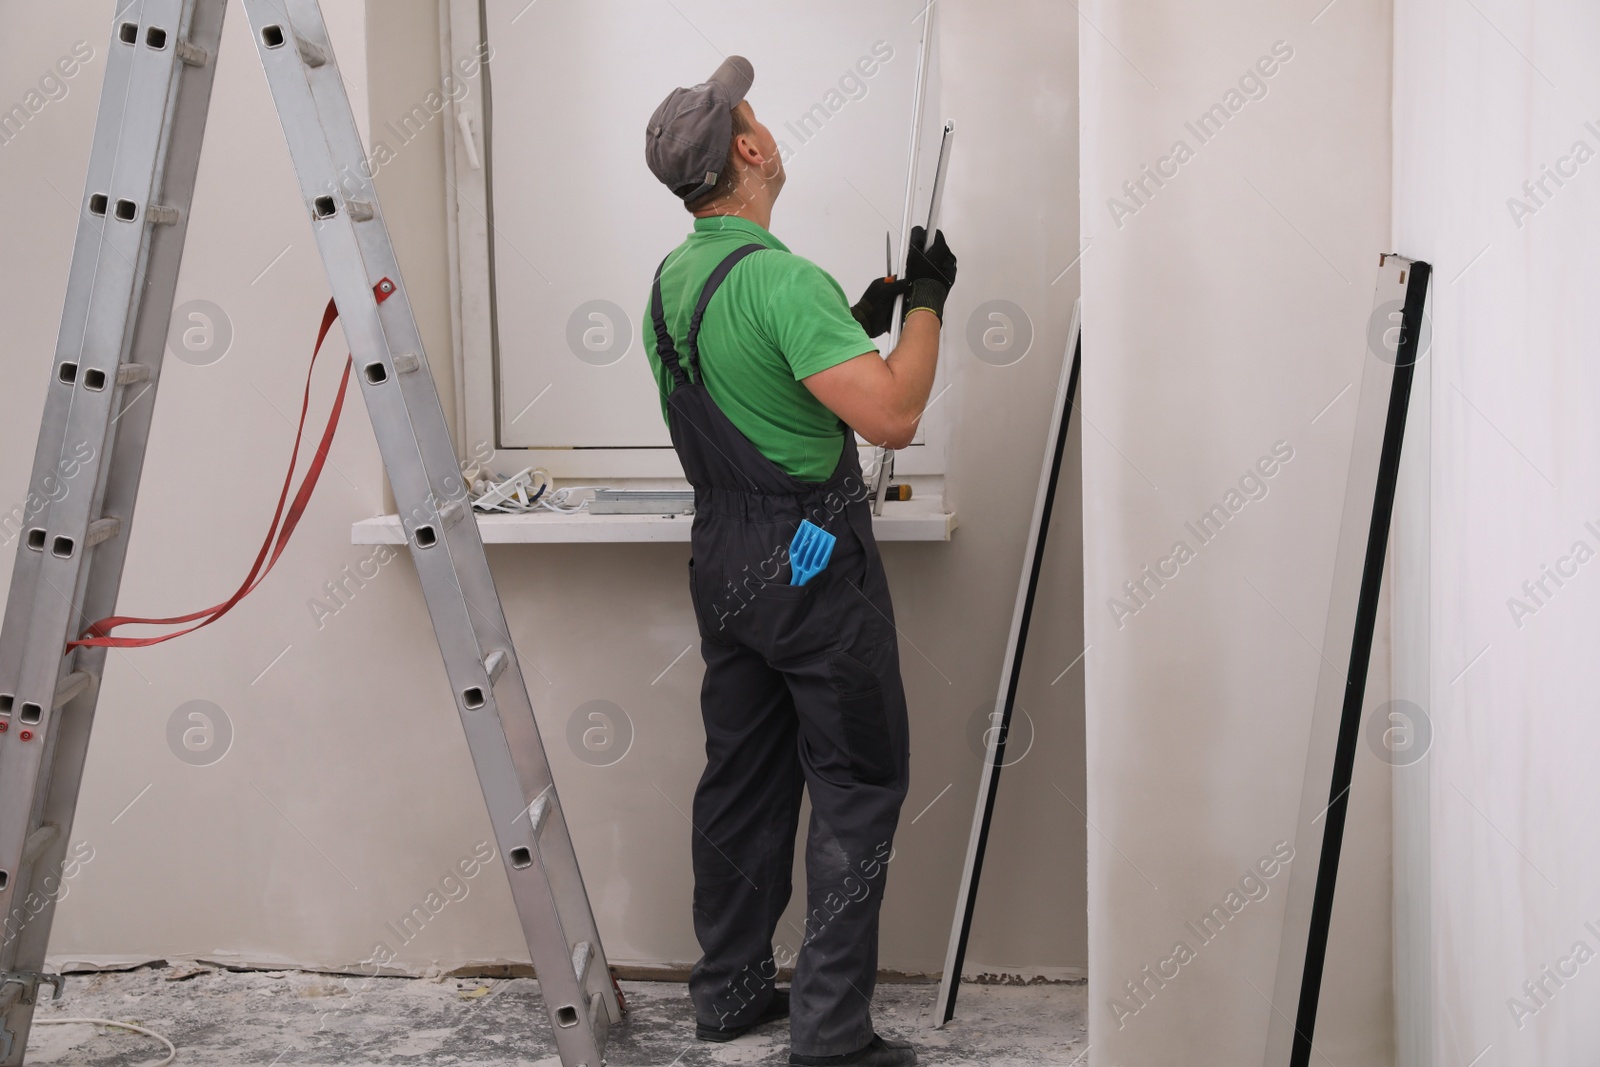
left=643, top=215, right=874, bottom=483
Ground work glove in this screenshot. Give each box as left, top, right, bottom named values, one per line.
left=903, top=226, right=957, bottom=323
left=850, top=275, right=912, bottom=338
left=906, top=226, right=957, bottom=287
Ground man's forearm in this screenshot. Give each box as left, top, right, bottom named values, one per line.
left=881, top=309, right=943, bottom=443
left=800, top=293, right=950, bottom=450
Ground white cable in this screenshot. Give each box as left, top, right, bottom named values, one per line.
left=33, top=1017, right=177, bottom=1066
left=469, top=466, right=611, bottom=516
left=535, top=485, right=608, bottom=515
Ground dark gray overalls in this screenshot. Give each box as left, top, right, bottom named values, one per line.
left=650, top=244, right=912, bottom=1057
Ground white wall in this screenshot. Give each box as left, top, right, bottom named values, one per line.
left=1394, top=1, right=1600, bottom=1062
left=0, top=0, right=1083, bottom=982
left=1080, top=0, right=1397, bottom=1061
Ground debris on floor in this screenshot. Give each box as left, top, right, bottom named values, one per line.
left=23, top=963, right=1087, bottom=1066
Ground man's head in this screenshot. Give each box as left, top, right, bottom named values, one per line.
left=691, top=100, right=785, bottom=216
left=645, top=57, right=785, bottom=219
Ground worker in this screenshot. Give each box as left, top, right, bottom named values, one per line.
left=643, top=57, right=956, bottom=1067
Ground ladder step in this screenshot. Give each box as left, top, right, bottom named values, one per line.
left=175, top=39, right=210, bottom=67
left=116, top=363, right=151, bottom=386
left=296, top=38, right=327, bottom=68
left=483, top=649, right=507, bottom=685
left=53, top=672, right=92, bottom=709
left=391, top=352, right=420, bottom=374
left=438, top=499, right=465, bottom=529
left=526, top=793, right=550, bottom=838
left=345, top=199, right=374, bottom=222
left=572, top=941, right=592, bottom=985
left=146, top=205, right=182, bottom=226
left=85, top=518, right=123, bottom=547
left=20, top=824, right=58, bottom=865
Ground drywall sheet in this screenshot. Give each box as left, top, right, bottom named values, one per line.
left=1080, top=0, right=1398, bottom=1061
left=1394, top=0, right=1600, bottom=1062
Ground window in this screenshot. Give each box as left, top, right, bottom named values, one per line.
left=443, top=0, right=949, bottom=480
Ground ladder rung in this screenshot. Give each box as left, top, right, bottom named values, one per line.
left=175, top=40, right=210, bottom=67
left=53, top=672, right=92, bottom=709
left=21, top=823, right=58, bottom=865
left=146, top=205, right=181, bottom=225
left=116, top=363, right=151, bottom=386
left=85, top=518, right=122, bottom=547
left=526, top=793, right=550, bottom=838
left=345, top=199, right=374, bottom=222
left=438, top=500, right=465, bottom=529
left=572, top=941, right=592, bottom=985
left=483, top=649, right=507, bottom=685
left=392, top=352, right=420, bottom=374
left=296, top=38, right=327, bottom=68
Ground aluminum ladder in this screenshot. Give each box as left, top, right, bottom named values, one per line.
left=0, top=3, right=621, bottom=1064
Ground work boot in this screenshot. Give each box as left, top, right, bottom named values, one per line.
left=697, top=989, right=790, bottom=1042
left=790, top=1034, right=918, bottom=1066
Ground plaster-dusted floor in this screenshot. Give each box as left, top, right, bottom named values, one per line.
left=24, top=966, right=1088, bottom=1066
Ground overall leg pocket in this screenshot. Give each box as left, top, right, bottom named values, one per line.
left=688, top=556, right=715, bottom=641
left=691, top=555, right=749, bottom=645
left=826, top=642, right=896, bottom=786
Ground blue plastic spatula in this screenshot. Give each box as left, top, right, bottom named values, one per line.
left=788, top=520, right=837, bottom=586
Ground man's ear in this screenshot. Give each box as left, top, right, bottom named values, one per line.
left=735, top=133, right=763, bottom=168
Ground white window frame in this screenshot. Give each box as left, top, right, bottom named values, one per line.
left=438, top=0, right=949, bottom=483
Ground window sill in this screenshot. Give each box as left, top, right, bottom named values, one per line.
left=352, top=495, right=957, bottom=545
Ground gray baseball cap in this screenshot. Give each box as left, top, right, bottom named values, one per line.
left=645, top=56, right=755, bottom=205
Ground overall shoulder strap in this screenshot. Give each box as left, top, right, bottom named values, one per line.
left=685, top=243, right=766, bottom=383
left=649, top=252, right=690, bottom=388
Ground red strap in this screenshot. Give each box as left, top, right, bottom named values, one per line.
left=69, top=296, right=356, bottom=650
